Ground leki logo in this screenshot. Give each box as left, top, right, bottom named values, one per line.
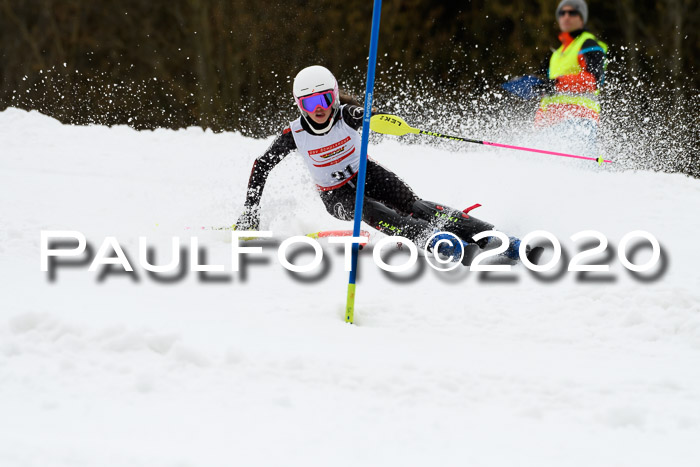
left=434, top=212, right=459, bottom=223
left=320, top=146, right=346, bottom=159
left=378, top=220, right=403, bottom=234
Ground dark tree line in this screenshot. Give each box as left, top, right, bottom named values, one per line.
left=0, top=0, right=698, bottom=136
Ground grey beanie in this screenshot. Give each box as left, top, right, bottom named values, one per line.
left=556, top=0, right=588, bottom=24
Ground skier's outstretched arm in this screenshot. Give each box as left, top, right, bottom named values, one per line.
left=235, top=129, right=296, bottom=230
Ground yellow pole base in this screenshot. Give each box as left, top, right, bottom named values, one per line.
left=345, top=283, right=356, bottom=324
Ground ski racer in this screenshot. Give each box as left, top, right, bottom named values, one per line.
left=235, top=65, right=541, bottom=264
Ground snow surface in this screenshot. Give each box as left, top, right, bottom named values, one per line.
left=1, top=107, right=699, bottom=467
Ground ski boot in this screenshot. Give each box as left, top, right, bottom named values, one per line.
left=503, top=236, right=545, bottom=265
left=411, top=200, right=494, bottom=241
left=473, top=235, right=543, bottom=265
left=428, top=232, right=472, bottom=263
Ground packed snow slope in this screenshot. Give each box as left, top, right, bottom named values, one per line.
left=1, top=108, right=699, bottom=467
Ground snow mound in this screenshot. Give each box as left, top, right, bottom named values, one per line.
left=1, top=108, right=700, bottom=466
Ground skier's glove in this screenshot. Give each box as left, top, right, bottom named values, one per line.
left=234, top=206, right=260, bottom=231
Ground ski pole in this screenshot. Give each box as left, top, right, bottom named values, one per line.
left=370, top=114, right=611, bottom=165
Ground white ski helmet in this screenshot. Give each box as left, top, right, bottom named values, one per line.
left=293, top=65, right=340, bottom=133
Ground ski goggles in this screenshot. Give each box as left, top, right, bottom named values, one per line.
left=558, top=9, right=581, bottom=17
left=298, top=91, right=335, bottom=113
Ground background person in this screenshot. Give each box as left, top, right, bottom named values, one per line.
left=503, top=0, right=608, bottom=156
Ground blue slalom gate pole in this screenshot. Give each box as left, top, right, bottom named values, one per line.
left=345, top=0, right=382, bottom=324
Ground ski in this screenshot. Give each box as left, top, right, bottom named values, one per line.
left=182, top=226, right=371, bottom=245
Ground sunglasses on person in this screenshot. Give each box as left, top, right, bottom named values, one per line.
left=299, top=91, right=335, bottom=113
left=558, top=9, right=581, bottom=17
